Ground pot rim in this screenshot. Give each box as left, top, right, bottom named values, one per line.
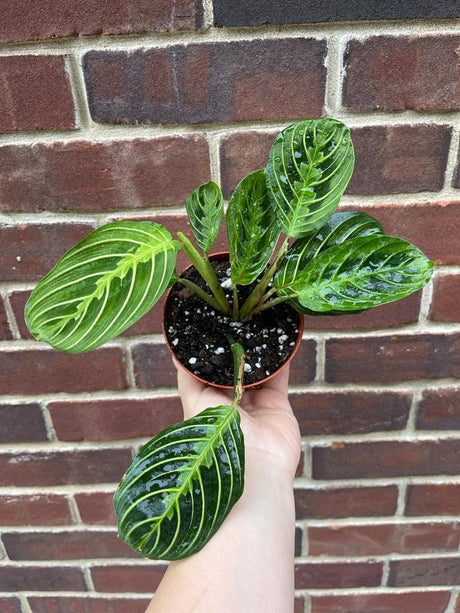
left=162, top=251, right=304, bottom=390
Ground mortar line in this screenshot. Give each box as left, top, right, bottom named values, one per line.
left=443, top=123, right=460, bottom=191
left=207, top=131, right=222, bottom=184
left=201, top=0, right=215, bottom=29
left=395, top=480, right=408, bottom=516
left=324, top=33, right=343, bottom=115
left=1, top=290, right=21, bottom=340
left=18, top=595, right=32, bottom=613
left=444, top=588, right=459, bottom=613
left=65, top=50, right=94, bottom=131
left=381, top=557, right=390, bottom=586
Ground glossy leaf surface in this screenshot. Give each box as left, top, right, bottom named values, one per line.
left=185, top=181, right=224, bottom=254
left=275, top=211, right=384, bottom=312
left=294, top=235, right=434, bottom=312
left=266, top=118, right=354, bottom=238
left=25, top=221, right=179, bottom=352
left=114, top=405, right=244, bottom=561
left=227, top=169, right=280, bottom=285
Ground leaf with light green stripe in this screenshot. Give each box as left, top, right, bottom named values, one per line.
left=265, top=118, right=355, bottom=238
left=114, top=405, right=244, bottom=561
left=185, top=181, right=224, bottom=254
left=227, top=169, right=280, bottom=285
left=289, top=235, right=434, bottom=313
left=25, top=221, right=179, bottom=352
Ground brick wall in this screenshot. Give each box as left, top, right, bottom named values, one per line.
left=0, top=2, right=459, bottom=612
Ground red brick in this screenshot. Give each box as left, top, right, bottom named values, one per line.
left=325, top=333, right=460, bottom=384
left=84, top=39, right=326, bottom=125
left=0, top=565, right=85, bottom=591
left=220, top=130, right=278, bottom=198
left=417, top=388, right=460, bottom=430
left=27, top=597, right=152, bottom=613
left=0, top=599, right=21, bottom=613
left=131, top=342, right=178, bottom=388
left=0, top=494, right=72, bottom=526
left=287, top=339, right=317, bottom=385
left=389, top=556, right=460, bottom=586
left=0, top=448, right=132, bottom=487
left=91, top=564, right=167, bottom=593
left=309, top=522, right=460, bottom=557
left=455, top=146, right=460, bottom=189
left=343, top=35, right=460, bottom=111
left=355, top=201, right=460, bottom=266
left=75, top=491, right=117, bottom=525
left=0, top=403, right=48, bottom=442
left=312, top=439, right=460, bottom=480
left=406, top=483, right=460, bottom=516
left=0, top=56, right=75, bottom=131
left=311, top=591, right=450, bottom=613
left=347, top=125, right=451, bottom=194
left=0, top=297, right=12, bottom=340
left=430, top=273, right=460, bottom=322
left=295, top=561, right=382, bottom=589
left=0, top=348, right=128, bottom=395
left=0, top=137, right=210, bottom=213
left=3, top=530, right=137, bottom=560
left=7, top=290, right=31, bottom=339
left=295, top=486, right=398, bottom=519
left=294, top=596, right=305, bottom=613
left=0, top=0, right=203, bottom=43
left=291, top=391, right=411, bottom=435
left=0, top=223, right=94, bottom=282
left=49, top=396, right=183, bottom=441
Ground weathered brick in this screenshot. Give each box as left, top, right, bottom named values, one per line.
left=417, top=388, right=460, bottom=430
left=0, top=494, right=72, bottom=526
left=0, top=55, right=75, bottom=131
left=355, top=201, right=460, bottom=266
left=389, top=556, right=460, bottom=586
left=0, top=348, right=128, bottom=395
left=343, top=35, right=460, bottom=111
left=295, top=560, right=382, bottom=589
left=429, top=273, right=460, bottom=322
left=347, top=125, right=451, bottom=194
left=311, top=591, right=450, bottom=613
left=0, top=0, right=203, bottom=43
left=325, top=333, right=460, bottom=384
left=0, top=403, right=48, bottom=442
left=0, top=223, right=94, bottom=282
left=406, top=483, right=460, bottom=516
left=0, top=565, right=85, bottom=591
left=27, top=596, right=152, bottom=613
left=213, top=0, right=460, bottom=26
left=91, top=564, right=167, bottom=592
left=0, top=448, right=132, bottom=487
left=84, top=39, right=326, bottom=125
left=309, top=522, right=460, bottom=557
left=312, top=439, right=460, bottom=480
left=0, top=297, right=12, bottom=339
left=0, top=598, right=21, bottom=613
left=3, top=530, right=137, bottom=560
left=74, top=491, right=117, bottom=525
left=0, top=137, right=210, bottom=213
left=49, top=396, right=183, bottom=441
left=295, top=486, right=398, bottom=520
left=291, top=390, right=411, bottom=435
left=131, top=342, right=178, bottom=388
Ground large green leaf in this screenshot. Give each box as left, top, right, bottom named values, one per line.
left=292, top=235, right=434, bottom=312
left=25, top=221, right=179, bottom=353
left=185, top=181, right=224, bottom=254
left=114, top=405, right=244, bottom=561
left=227, top=169, right=280, bottom=285
left=275, top=211, right=384, bottom=312
left=266, top=118, right=355, bottom=238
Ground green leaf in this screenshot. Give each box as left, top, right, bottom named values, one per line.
left=291, top=235, right=434, bottom=313
left=266, top=118, right=355, bottom=238
left=185, top=181, right=224, bottom=254
left=275, top=211, right=384, bottom=312
left=227, top=169, right=280, bottom=285
left=114, top=405, right=245, bottom=561
left=25, top=221, right=179, bottom=353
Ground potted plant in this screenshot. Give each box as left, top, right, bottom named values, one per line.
left=24, top=117, right=433, bottom=561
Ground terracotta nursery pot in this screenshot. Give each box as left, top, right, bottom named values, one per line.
left=163, top=252, right=304, bottom=389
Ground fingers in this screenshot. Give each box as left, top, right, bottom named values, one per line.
left=177, top=367, right=233, bottom=419
left=260, top=364, right=290, bottom=396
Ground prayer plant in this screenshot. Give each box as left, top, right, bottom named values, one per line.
left=25, top=117, right=434, bottom=560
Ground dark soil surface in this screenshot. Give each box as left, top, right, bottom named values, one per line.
left=164, top=261, right=301, bottom=387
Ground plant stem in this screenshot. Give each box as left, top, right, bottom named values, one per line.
left=232, top=284, right=239, bottom=321
left=248, top=293, right=297, bottom=317
left=177, top=232, right=232, bottom=316
left=177, top=278, right=222, bottom=312
left=228, top=337, right=245, bottom=407
left=239, top=238, right=290, bottom=321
